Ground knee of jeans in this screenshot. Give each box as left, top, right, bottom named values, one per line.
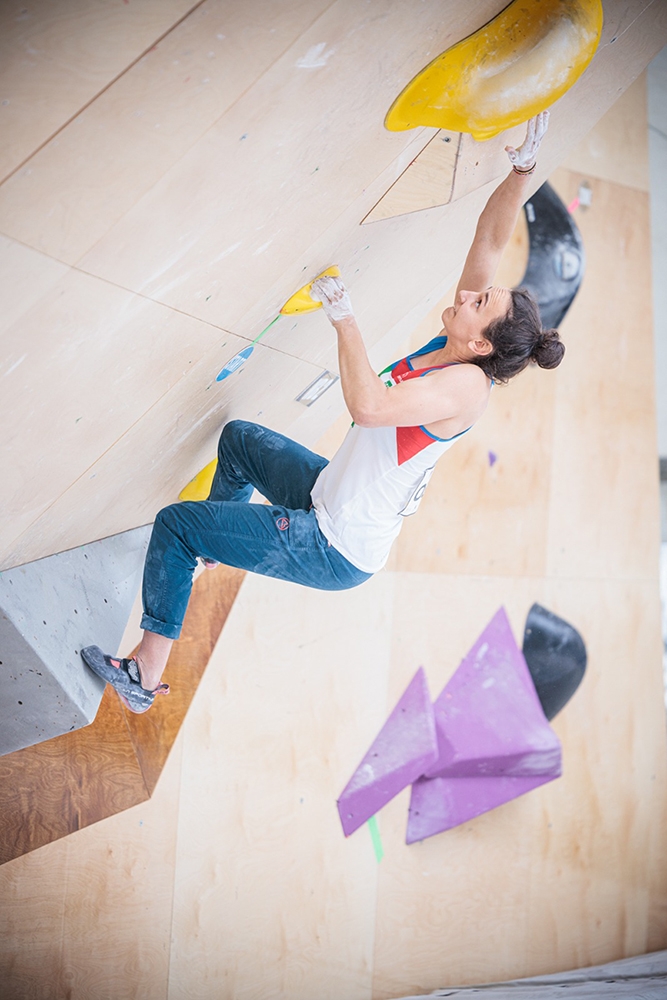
left=218, top=419, right=244, bottom=458
left=220, top=419, right=248, bottom=446
left=154, top=503, right=182, bottom=534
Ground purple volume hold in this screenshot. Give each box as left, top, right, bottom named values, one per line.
left=425, top=607, right=562, bottom=780
left=337, top=667, right=438, bottom=837
left=406, top=772, right=556, bottom=844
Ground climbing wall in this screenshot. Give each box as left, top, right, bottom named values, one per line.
left=1, top=2, right=667, bottom=997
left=2, top=56, right=667, bottom=995
left=1, top=0, right=665, bottom=570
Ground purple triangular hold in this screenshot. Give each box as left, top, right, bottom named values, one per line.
left=424, top=607, right=562, bottom=779
left=406, top=772, right=556, bottom=843
left=337, top=667, right=438, bottom=837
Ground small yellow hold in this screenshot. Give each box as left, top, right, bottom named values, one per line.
left=179, top=458, right=217, bottom=502
left=385, top=0, right=603, bottom=141
left=280, top=265, right=340, bottom=315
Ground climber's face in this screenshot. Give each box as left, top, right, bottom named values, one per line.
left=441, top=286, right=512, bottom=360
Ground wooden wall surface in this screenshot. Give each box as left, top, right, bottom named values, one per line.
left=2, top=56, right=667, bottom=997
left=1, top=0, right=666, bottom=570
left=2, top=2, right=667, bottom=998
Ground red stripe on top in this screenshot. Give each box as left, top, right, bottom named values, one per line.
left=397, top=424, right=436, bottom=465
left=389, top=361, right=453, bottom=466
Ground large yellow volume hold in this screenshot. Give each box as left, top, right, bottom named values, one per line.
left=385, top=0, right=603, bottom=140
left=279, top=265, right=340, bottom=315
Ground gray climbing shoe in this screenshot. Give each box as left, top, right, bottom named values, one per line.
left=81, top=645, right=169, bottom=714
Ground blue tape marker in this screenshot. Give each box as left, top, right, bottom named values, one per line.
left=216, top=345, right=254, bottom=381
left=215, top=315, right=282, bottom=382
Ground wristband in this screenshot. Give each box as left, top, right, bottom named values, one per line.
left=512, top=162, right=536, bottom=175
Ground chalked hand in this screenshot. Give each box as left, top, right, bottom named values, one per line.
left=310, top=275, right=354, bottom=323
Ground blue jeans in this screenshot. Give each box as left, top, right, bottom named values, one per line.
left=140, top=421, right=372, bottom=639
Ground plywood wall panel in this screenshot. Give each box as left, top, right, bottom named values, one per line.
left=361, top=131, right=461, bottom=224
left=0, top=0, right=200, bottom=182
left=361, top=124, right=529, bottom=226
left=0, top=836, right=69, bottom=999
left=168, top=573, right=394, bottom=1000
left=0, top=0, right=334, bottom=264
left=0, top=726, right=183, bottom=999
left=546, top=171, right=659, bottom=580
left=560, top=74, right=651, bottom=190
left=56, top=734, right=183, bottom=1000
left=0, top=235, right=69, bottom=338
left=0, top=270, right=226, bottom=567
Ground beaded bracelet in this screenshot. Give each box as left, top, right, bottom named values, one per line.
left=512, top=162, right=536, bottom=175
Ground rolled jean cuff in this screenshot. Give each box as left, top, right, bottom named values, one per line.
left=140, top=612, right=183, bottom=641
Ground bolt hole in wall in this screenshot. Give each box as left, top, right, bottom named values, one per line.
left=651, top=48, right=667, bottom=708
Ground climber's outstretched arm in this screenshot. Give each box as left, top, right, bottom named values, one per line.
left=456, top=110, right=550, bottom=296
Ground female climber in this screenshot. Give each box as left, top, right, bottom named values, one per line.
left=82, top=110, right=564, bottom=713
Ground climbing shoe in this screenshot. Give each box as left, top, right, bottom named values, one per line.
left=80, top=645, right=169, bottom=714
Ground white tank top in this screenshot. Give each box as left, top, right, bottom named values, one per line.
left=311, top=336, right=471, bottom=573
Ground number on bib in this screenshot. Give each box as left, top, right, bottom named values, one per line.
left=399, top=466, right=435, bottom=517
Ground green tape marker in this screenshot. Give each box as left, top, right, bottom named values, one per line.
left=216, top=314, right=282, bottom=382
left=251, top=313, right=282, bottom=345
left=368, top=815, right=384, bottom=863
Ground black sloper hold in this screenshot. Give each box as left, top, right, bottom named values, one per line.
left=522, top=603, right=587, bottom=721
left=519, top=181, right=585, bottom=330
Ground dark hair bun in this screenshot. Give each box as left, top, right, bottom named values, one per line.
left=532, top=328, right=565, bottom=370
